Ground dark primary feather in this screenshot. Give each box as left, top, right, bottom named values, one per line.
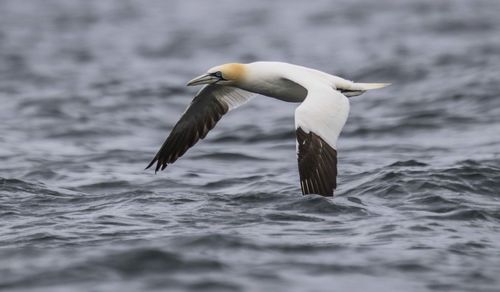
left=146, top=85, right=231, bottom=172
left=296, top=127, right=338, bottom=196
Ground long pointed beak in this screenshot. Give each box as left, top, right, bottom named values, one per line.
left=186, top=74, right=219, bottom=86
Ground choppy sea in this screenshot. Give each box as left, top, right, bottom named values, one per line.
left=1, top=0, right=500, bottom=291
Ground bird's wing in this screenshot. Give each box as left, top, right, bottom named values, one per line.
left=147, top=84, right=254, bottom=172
left=294, top=86, right=350, bottom=196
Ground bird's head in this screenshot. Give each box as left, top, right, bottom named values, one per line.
left=187, top=63, right=246, bottom=86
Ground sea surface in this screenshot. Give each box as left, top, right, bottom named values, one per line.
left=1, top=1, right=500, bottom=291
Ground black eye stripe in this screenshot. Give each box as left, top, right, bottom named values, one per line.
left=210, top=71, right=224, bottom=79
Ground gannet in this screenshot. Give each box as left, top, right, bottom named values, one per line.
left=146, top=62, right=389, bottom=196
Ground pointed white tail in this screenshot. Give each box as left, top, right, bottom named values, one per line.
left=354, top=83, right=391, bottom=90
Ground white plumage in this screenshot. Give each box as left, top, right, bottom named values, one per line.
left=146, top=62, right=389, bottom=196
left=294, top=86, right=350, bottom=149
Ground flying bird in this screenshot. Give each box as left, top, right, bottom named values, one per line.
left=146, top=62, right=389, bottom=196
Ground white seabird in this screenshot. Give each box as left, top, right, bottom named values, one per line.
left=146, top=62, right=389, bottom=196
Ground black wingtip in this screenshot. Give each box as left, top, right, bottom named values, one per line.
left=145, top=157, right=157, bottom=171
left=145, top=160, right=167, bottom=174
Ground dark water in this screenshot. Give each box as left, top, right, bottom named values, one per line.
left=1, top=0, right=500, bottom=291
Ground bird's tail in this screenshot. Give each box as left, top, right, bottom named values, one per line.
left=339, top=82, right=391, bottom=97
left=354, top=83, right=391, bottom=90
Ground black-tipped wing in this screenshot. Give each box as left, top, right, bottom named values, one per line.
left=296, top=128, right=338, bottom=196
left=146, top=84, right=254, bottom=172
left=294, top=87, right=349, bottom=196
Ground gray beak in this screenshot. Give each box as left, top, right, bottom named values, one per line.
left=186, top=74, right=219, bottom=86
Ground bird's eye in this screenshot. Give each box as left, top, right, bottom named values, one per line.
left=212, top=71, right=223, bottom=78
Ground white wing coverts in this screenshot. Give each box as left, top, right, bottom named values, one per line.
left=295, top=87, right=350, bottom=196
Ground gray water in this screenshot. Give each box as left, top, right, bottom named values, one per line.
left=1, top=1, right=500, bottom=291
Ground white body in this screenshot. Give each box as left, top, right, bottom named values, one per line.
left=239, top=62, right=356, bottom=102
left=238, top=62, right=352, bottom=148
